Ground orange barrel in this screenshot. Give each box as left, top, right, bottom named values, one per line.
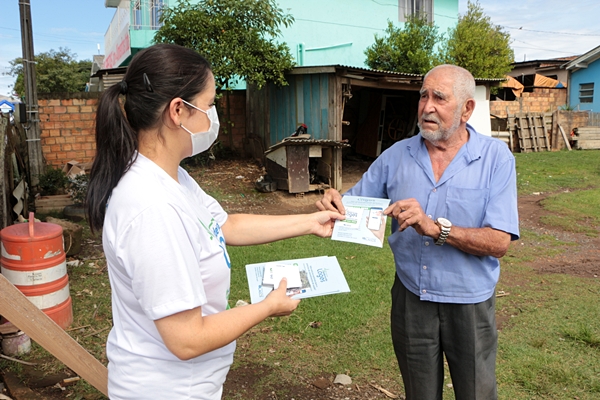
left=0, top=212, right=73, bottom=329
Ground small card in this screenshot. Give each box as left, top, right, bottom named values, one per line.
left=367, top=207, right=383, bottom=230
left=262, top=262, right=302, bottom=289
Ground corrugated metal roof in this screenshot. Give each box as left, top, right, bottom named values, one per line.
left=265, top=138, right=351, bottom=154
left=290, top=64, right=505, bottom=83
left=336, top=64, right=423, bottom=78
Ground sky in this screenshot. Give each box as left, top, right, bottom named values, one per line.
left=1, top=0, right=599, bottom=98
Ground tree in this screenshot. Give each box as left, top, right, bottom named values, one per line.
left=364, top=14, right=442, bottom=75
left=7, top=48, right=92, bottom=97
left=153, top=0, right=295, bottom=90
left=440, top=1, right=513, bottom=78
left=154, top=0, right=296, bottom=150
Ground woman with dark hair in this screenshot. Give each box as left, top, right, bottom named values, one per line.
left=86, top=43, right=343, bottom=399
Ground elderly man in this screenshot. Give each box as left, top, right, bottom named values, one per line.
left=317, top=64, right=519, bottom=400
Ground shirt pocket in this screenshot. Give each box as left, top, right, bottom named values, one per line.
left=445, top=186, right=489, bottom=228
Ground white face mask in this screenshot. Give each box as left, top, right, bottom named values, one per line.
left=179, top=99, right=220, bottom=157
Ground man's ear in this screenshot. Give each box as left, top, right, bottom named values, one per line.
left=461, top=98, right=476, bottom=123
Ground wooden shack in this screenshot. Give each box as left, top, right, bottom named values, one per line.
left=246, top=65, right=424, bottom=193
left=247, top=65, right=501, bottom=194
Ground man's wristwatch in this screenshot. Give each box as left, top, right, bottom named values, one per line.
left=435, top=217, right=452, bottom=246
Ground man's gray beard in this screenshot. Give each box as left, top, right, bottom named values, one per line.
left=418, top=125, right=451, bottom=143
left=418, top=114, right=461, bottom=144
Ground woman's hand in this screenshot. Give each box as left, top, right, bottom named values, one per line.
left=264, top=278, right=301, bottom=317
left=308, top=210, right=345, bottom=238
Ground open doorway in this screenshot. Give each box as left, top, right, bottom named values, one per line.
left=342, top=86, right=419, bottom=160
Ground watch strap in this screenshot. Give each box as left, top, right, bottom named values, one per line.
left=435, top=221, right=451, bottom=246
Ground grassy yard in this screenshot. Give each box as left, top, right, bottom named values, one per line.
left=1, top=150, right=599, bottom=399
left=226, top=150, right=600, bottom=399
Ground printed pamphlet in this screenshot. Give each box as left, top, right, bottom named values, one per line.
left=246, top=256, right=350, bottom=303
left=331, top=195, right=391, bottom=247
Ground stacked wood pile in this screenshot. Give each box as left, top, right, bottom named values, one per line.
left=572, top=127, right=600, bottom=150
left=507, top=113, right=552, bottom=152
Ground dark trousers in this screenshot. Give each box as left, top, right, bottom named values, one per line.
left=391, top=275, right=498, bottom=400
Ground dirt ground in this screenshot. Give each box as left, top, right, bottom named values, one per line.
left=3, top=156, right=599, bottom=400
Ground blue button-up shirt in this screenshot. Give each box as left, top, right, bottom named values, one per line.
left=346, top=125, right=519, bottom=304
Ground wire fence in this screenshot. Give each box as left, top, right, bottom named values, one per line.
left=587, top=111, right=600, bottom=127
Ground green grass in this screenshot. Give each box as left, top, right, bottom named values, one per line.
left=228, top=229, right=398, bottom=380
left=539, top=189, right=600, bottom=236
left=514, top=150, right=600, bottom=194
left=495, top=271, right=600, bottom=399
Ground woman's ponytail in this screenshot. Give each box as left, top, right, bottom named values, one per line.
left=85, top=82, right=138, bottom=233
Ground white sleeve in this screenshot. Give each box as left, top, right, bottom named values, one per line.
left=181, top=169, right=228, bottom=227
left=117, top=203, right=207, bottom=321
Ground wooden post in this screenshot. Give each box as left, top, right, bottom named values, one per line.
left=19, top=0, right=44, bottom=186
left=558, top=124, right=572, bottom=151
left=0, top=274, right=108, bottom=396
left=1, top=117, right=7, bottom=228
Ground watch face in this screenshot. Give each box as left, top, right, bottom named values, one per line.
left=437, top=217, right=451, bottom=227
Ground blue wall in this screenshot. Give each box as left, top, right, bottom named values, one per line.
left=278, top=0, right=458, bottom=68
left=269, top=74, right=330, bottom=143
left=569, top=60, right=600, bottom=112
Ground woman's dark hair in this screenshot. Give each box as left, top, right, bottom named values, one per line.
left=85, top=43, right=212, bottom=233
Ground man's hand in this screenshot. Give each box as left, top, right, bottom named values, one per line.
left=315, top=189, right=345, bottom=214
left=384, top=198, right=437, bottom=237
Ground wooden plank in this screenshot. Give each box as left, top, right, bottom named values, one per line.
left=574, top=139, right=600, bottom=150
left=575, top=126, right=600, bottom=135
left=577, top=134, right=600, bottom=140
left=517, top=116, right=530, bottom=152
left=558, top=124, right=572, bottom=151
left=528, top=115, right=539, bottom=151
left=507, top=115, right=517, bottom=152
left=539, top=114, right=551, bottom=151
left=0, top=274, right=108, bottom=396
left=286, top=145, right=309, bottom=193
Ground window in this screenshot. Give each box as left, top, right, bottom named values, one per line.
left=151, top=0, right=164, bottom=30
left=580, top=83, right=594, bottom=103
left=398, top=0, right=433, bottom=23
left=132, top=0, right=142, bottom=30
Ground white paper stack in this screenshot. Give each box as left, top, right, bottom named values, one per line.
left=262, top=262, right=302, bottom=289
left=246, top=256, right=350, bottom=304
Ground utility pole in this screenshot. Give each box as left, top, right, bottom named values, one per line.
left=19, top=0, right=44, bottom=186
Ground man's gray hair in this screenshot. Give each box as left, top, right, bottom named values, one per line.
left=424, top=64, right=476, bottom=104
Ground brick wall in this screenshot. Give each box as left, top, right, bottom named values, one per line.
left=553, top=110, right=590, bottom=150
left=490, top=88, right=567, bottom=118
left=38, top=90, right=248, bottom=169
left=38, top=92, right=100, bottom=168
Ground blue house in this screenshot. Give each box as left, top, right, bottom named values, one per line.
left=564, top=45, right=600, bottom=112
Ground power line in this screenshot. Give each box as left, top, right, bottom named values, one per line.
left=503, top=25, right=600, bottom=37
